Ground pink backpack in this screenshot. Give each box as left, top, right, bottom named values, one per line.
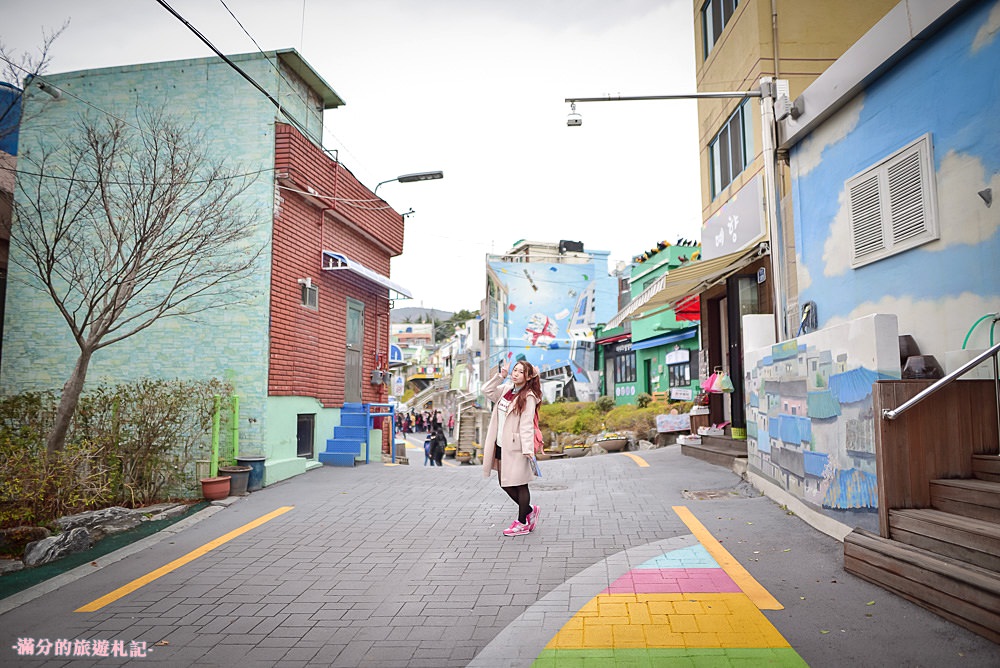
left=532, top=411, right=545, bottom=454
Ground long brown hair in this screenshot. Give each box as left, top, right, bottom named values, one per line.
left=512, top=361, right=541, bottom=416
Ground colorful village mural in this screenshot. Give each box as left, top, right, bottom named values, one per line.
left=743, top=314, right=901, bottom=533
left=488, top=258, right=617, bottom=402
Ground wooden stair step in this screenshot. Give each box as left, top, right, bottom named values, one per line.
left=889, top=508, right=1000, bottom=572
left=681, top=441, right=747, bottom=469
left=930, top=478, right=1000, bottom=523
left=973, top=454, right=1000, bottom=483
left=844, top=529, right=1000, bottom=643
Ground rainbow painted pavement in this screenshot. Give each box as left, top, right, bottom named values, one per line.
left=469, top=506, right=808, bottom=667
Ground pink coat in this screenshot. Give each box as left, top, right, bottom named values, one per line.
left=481, top=372, right=538, bottom=487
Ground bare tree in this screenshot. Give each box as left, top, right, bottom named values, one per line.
left=11, top=111, right=264, bottom=453
left=0, top=21, right=68, bottom=142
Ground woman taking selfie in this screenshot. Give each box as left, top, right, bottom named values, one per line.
left=481, top=358, right=541, bottom=537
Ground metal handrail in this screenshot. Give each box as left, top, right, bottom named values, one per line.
left=364, top=402, right=396, bottom=464
left=882, top=343, right=1000, bottom=444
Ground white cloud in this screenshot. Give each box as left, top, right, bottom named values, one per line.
left=825, top=292, right=1000, bottom=367
left=821, top=187, right=853, bottom=277
left=793, top=94, right=864, bottom=178
left=821, top=149, right=1000, bottom=277
left=973, top=0, right=1000, bottom=53
left=929, top=150, right=1000, bottom=249
left=796, top=251, right=812, bottom=290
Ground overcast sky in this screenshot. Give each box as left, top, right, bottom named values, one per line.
left=2, top=0, right=703, bottom=313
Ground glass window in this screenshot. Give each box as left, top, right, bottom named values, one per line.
left=668, top=363, right=691, bottom=387
left=300, top=283, right=318, bottom=310
left=615, top=352, right=637, bottom=384
left=709, top=99, right=754, bottom=199
left=702, top=0, right=739, bottom=58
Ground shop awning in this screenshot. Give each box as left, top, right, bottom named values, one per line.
left=631, top=327, right=699, bottom=351
left=606, top=239, right=768, bottom=328
left=322, top=250, right=412, bottom=299
left=596, top=332, right=631, bottom=345
left=604, top=273, right=667, bottom=330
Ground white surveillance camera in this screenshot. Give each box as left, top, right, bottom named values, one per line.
left=567, top=115, right=582, bottom=127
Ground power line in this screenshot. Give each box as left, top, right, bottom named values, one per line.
left=153, top=0, right=317, bottom=146
left=212, top=0, right=377, bottom=184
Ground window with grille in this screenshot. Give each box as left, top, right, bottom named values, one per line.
left=300, top=282, right=318, bottom=310
left=709, top=99, right=754, bottom=199
left=668, top=363, right=691, bottom=387
left=615, top=352, right=636, bottom=384
left=847, top=134, right=938, bottom=268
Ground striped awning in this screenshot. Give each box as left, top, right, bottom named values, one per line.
left=322, top=250, right=412, bottom=299
left=605, top=239, right=768, bottom=329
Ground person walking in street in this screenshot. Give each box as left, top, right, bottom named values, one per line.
left=423, top=434, right=433, bottom=466
left=430, top=426, right=447, bottom=467
left=481, top=358, right=541, bottom=536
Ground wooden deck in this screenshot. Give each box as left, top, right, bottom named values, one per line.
left=843, top=379, right=1000, bottom=644
left=680, top=433, right=747, bottom=469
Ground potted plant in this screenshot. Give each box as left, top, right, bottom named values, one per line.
left=200, top=474, right=231, bottom=500
left=217, top=462, right=252, bottom=495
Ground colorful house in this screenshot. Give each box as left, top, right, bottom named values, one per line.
left=603, top=241, right=702, bottom=405
left=2, top=50, right=408, bottom=485
left=743, top=0, right=1000, bottom=533
left=484, top=240, right=617, bottom=402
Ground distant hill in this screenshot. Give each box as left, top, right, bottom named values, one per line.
left=390, top=307, right=453, bottom=323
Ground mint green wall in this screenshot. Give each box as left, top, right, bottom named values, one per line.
left=263, top=396, right=339, bottom=480
left=0, top=54, right=316, bottom=481
left=616, top=244, right=702, bottom=405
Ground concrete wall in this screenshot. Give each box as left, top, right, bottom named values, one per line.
left=3, top=54, right=279, bottom=467
left=744, top=313, right=901, bottom=535
left=693, top=0, right=898, bottom=219
left=789, top=0, right=1000, bottom=371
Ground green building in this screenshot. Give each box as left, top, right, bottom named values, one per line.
left=599, top=241, right=701, bottom=405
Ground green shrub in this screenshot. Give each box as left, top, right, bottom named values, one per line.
left=636, top=393, right=653, bottom=408
left=595, top=395, right=615, bottom=412
left=0, top=378, right=233, bottom=529
left=538, top=398, right=697, bottom=437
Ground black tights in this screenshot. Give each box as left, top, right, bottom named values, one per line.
left=496, top=447, right=531, bottom=523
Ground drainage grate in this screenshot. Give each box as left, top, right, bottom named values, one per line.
left=530, top=483, right=569, bottom=492
left=682, top=481, right=761, bottom=500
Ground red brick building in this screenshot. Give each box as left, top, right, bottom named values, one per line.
left=272, top=123, right=407, bottom=407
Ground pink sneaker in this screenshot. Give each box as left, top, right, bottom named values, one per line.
left=527, top=505, right=540, bottom=531
left=503, top=520, right=530, bottom=537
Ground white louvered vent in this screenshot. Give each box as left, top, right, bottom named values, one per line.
left=849, top=174, right=884, bottom=259
left=847, top=134, right=938, bottom=268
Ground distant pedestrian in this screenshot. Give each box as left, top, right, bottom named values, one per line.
left=481, top=359, right=541, bottom=537
left=447, top=413, right=455, bottom=437
left=423, top=434, right=433, bottom=466
left=430, top=427, right=447, bottom=467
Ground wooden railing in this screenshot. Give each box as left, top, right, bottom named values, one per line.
left=882, top=342, right=999, bottom=440
left=873, top=351, right=999, bottom=537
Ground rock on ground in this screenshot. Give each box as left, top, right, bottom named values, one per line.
left=56, top=507, right=142, bottom=541
left=23, top=528, right=92, bottom=567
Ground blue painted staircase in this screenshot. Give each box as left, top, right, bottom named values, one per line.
left=319, top=403, right=367, bottom=467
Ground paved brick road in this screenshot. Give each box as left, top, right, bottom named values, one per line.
left=2, top=445, right=997, bottom=666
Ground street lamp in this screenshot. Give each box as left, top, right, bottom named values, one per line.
left=374, top=171, right=444, bottom=194
left=564, top=81, right=790, bottom=341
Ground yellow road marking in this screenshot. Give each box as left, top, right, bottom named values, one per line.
left=622, top=453, right=649, bottom=467
left=672, top=505, right=783, bottom=610
left=76, top=506, right=294, bottom=612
